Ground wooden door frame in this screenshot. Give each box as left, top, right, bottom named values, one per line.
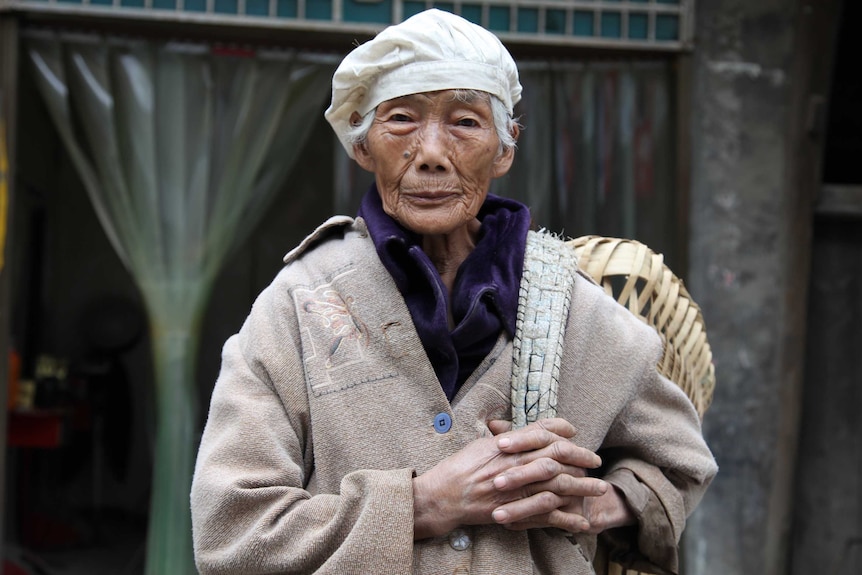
left=0, top=13, right=20, bottom=557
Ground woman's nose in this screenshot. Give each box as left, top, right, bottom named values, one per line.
left=414, top=124, right=450, bottom=172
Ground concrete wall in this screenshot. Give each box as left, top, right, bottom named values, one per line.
left=684, top=0, right=840, bottom=573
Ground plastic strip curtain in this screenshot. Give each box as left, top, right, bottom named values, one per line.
left=495, top=61, right=674, bottom=263
left=26, top=33, right=333, bottom=574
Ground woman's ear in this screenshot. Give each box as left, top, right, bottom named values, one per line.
left=352, top=141, right=376, bottom=172
left=492, top=124, right=519, bottom=178
left=350, top=111, right=376, bottom=172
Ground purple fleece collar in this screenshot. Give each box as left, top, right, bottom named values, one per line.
left=357, top=184, right=531, bottom=400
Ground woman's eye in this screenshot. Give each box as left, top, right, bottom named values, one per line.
left=456, top=118, right=479, bottom=127
left=390, top=113, right=412, bottom=122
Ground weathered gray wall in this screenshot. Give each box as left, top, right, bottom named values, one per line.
left=791, top=217, right=862, bottom=573
left=685, top=0, right=806, bottom=573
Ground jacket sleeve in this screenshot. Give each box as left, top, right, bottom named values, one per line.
left=599, top=361, right=718, bottom=575
left=190, top=280, right=415, bottom=575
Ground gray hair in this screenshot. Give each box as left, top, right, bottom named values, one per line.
left=346, top=90, right=518, bottom=156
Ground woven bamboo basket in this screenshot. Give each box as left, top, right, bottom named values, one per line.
left=568, top=236, right=715, bottom=575
left=569, top=236, right=715, bottom=418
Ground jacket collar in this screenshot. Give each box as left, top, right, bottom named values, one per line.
left=357, top=184, right=530, bottom=337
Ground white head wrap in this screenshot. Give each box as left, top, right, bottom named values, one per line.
left=325, top=9, right=522, bottom=158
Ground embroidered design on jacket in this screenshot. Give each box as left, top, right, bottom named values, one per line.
left=302, top=289, right=367, bottom=363
left=294, top=275, right=369, bottom=375
left=294, top=270, right=397, bottom=396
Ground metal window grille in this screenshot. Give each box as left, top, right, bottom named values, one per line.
left=2, top=0, right=694, bottom=49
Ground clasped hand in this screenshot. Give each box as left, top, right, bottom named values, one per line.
left=413, top=418, right=628, bottom=540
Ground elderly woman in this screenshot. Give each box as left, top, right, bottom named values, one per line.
left=190, top=9, right=716, bottom=575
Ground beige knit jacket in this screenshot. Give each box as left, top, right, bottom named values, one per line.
left=190, top=216, right=717, bottom=575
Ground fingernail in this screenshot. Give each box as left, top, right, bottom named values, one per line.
left=498, top=437, right=511, bottom=448
left=493, top=475, right=508, bottom=489
left=492, top=509, right=508, bottom=523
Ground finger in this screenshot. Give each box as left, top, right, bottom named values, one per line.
left=491, top=491, right=570, bottom=525
left=494, top=464, right=608, bottom=498
left=502, top=508, right=593, bottom=534
left=503, top=440, right=602, bottom=471
left=487, top=420, right=512, bottom=435
left=522, top=475, right=608, bottom=499
left=489, top=418, right=573, bottom=437
left=542, top=439, right=602, bottom=469
left=493, top=458, right=587, bottom=491
left=495, top=464, right=607, bottom=499
left=495, top=419, right=576, bottom=453
left=497, top=513, right=553, bottom=531
left=532, top=418, right=576, bottom=435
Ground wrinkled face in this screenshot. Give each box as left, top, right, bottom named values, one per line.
left=353, top=90, right=516, bottom=237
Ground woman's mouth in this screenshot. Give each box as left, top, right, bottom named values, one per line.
left=404, top=190, right=458, bottom=203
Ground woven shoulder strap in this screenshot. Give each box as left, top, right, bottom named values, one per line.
left=510, top=230, right=578, bottom=429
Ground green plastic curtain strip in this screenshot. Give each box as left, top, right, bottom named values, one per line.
left=28, top=33, right=334, bottom=574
